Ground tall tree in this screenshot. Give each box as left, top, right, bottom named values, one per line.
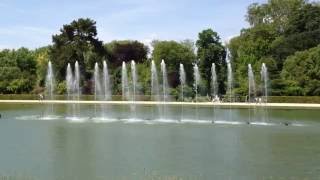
left=50, top=18, right=107, bottom=82
left=196, top=29, right=226, bottom=95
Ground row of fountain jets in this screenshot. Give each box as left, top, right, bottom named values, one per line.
left=46, top=60, right=269, bottom=104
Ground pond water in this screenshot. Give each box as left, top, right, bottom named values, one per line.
left=0, top=104, right=319, bottom=180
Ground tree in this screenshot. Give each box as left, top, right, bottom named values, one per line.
left=246, top=0, right=306, bottom=33
left=281, top=45, right=320, bottom=95
left=152, top=40, right=196, bottom=87
left=196, top=29, right=226, bottom=95
left=0, top=48, right=37, bottom=94
left=50, top=18, right=107, bottom=82
left=105, top=40, right=149, bottom=67
left=271, top=3, right=320, bottom=64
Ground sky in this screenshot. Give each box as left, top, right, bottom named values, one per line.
left=0, top=0, right=266, bottom=49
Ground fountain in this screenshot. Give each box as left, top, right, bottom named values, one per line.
left=260, top=63, right=269, bottom=123
left=93, top=62, right=102, bottom=117
left=160, top=60, right=169, bottom=120
left=179, top=63, right=186, bottom=101
left=74, top=61, right=81, bottom=118
left=193, top=63, right=200, bottom=120
left=65, top=61, right=81, bottom=119
left=101, top=60, right=112, bottom=119
left=121, top=62, right=130, bottom=101
left=261, top=63, right=268, bottom=103
left=44, top=61, right=55, bottom=118
left=248, top=64, right=256, bottom=123
left=211, top=63, right=218, bottom=122
left=248, top=64, right=256, bottom=103
left=227, top=62, right=233, bottom=102
left=131, top=60, right=137, bottom=119
left=211, top=63, right=218, bottom=99
left=151, top=60, right=161, bottom=119
left=179, top=63, right=186, bottom=121
left=193, top=64, right=200, bottom=102
left=102, top=61, right=111, bottom=101
left=66, top=63, right=73, bottom=117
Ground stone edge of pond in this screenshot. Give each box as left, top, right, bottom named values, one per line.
left=0, top=100, right=320, bottom=110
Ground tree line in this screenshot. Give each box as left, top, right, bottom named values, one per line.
left=0, top=0, right=319, bottom=97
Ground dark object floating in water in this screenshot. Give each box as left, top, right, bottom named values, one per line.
left=246, top=121, right=250, bottom=125
left=283, top=122, right=290, bottom=126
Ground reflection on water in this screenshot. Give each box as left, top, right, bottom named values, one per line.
left=0, top=104, right=319, bottom=179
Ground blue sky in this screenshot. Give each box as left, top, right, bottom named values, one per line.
left=0, top=0, right=266, bottom=49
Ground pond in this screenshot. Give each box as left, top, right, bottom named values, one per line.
left=0, top=103, right=319, bottom=180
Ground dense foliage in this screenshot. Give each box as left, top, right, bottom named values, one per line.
left=1, top=0, right=320, bottom=97
left=229, top=0, right=320, bottom=96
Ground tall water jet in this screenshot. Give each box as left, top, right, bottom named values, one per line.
left=211, top=63, right=218, bottom=98
left=74, top=61, right=80, bottom=117
left=151, top=60, right=161, bottom=119
left=261, top=63, right=269, bottom=123
left=227, top=62, right=233, bottom=102
left=193, top=64, right=200, bottom=102
left=94, top=62, right=102, bottom=117
left=179, top=63, right=186, bottom=121
left=160, top=59, right=169, bottom=120
left=102, top=61, right=112, bottom=118
left=261, top=63, right=268, bottom=103
left=102, top=61, right=111, bottom=101
left=193, top=63, right=201, bottom=121
left=44, top=61, right=54, bottom=117
left=121, top=62, right=130, bottom=101
left=248, top=64, right=256, bottom=123
left=211, top=63, right=218, bottom=122
left=179, top=63, right=186, bottom=101
left=131, top=60, right=137, bottom=119
left=66, top=63, right=73, bottom=117
left=248, top=64, right=256, bottom=103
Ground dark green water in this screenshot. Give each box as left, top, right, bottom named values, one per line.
left=0, top=104, right=319, bottom=180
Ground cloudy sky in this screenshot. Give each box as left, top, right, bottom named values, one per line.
left=0, top=0, right=265, bottom=49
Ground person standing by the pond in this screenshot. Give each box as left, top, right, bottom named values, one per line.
left=39, top=94, right=44, bottom=101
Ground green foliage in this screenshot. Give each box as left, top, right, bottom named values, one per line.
left=0, top=48, right=37, bottom=94
left=196, top=29, right=226, bottom=95
left=282, top=45, right=320, bottom=95
left=105, top=40, right=149, bottom=66
left=56, top=81, right=67, bottom=95
left=229, top=0, right=320, bottom=96
left=152, top=40, right=196, bottom=87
